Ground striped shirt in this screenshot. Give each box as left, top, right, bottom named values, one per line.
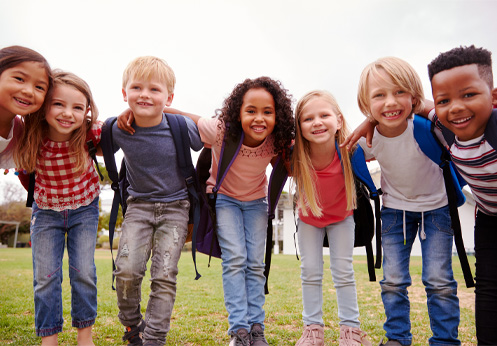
left=430, top=112, right=497, bottom=216
left=34, top=122, right=102, bottom=211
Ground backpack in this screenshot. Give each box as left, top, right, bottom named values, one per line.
left=100, top=113, right=203, bottom=286
left=194, top=132, right=289, bottom=294
left=412, top=114, right=474, bottom=288
left=24, top=130, right=103, bottom=208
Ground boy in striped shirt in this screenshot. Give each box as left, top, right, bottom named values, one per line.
left=428, top=45, right=497, bottom=345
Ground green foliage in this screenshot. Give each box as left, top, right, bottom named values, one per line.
left=0, top=249, right=477, bottom=345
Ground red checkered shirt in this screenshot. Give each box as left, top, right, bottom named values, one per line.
left=34, top=122, right=102, bottom=211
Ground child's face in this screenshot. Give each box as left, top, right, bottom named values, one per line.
left=299, top=98, right=341, bottom=148
left=431, top=64, right=495, bottom=141
left=0, top=61, right=49, bottom=119
left=45, top=84, right=87, bottom=142
left=122, top=76, right=173, bottom=127
left=239, top=88, right=276, bottom=147
left=367, top=68, right=415, bottom=137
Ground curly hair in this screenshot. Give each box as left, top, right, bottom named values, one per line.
left=428, top=45, right=493, bottom=88
left=216, top=76, right=294, bottom=157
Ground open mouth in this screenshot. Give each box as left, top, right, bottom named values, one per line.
left=450, top=116, right=473, bottom=125
left=312, top=129, right=327, bottom=135
left=57, top=119, right=74, bottom=127
left=383, top=110, right=401, bottom=118
left=251, top=126, right=266, bottom=133
left=15, top=97, right=32, bottom=106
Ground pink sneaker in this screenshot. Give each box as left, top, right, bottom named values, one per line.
left=339, top=325, right=372, bottom=346
left=295, top=324, right=324, bottom=346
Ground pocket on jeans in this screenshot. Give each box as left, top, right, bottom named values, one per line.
left=431, top=206, right=453, bottom=235
left=381, top=207, right=398, bottom=234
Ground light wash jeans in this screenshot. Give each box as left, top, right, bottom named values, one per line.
left=215, top=193, right=268, bottom=335
left=297, top=215, right=360, bottom=328
left=30, top=197, right=99, bottom=337
left=114, top=197, right=189, bottom=344
left=380, top=206, right=460, bottom=346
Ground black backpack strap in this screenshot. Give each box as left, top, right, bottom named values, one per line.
left=86, top=139, right=103, bottom=181
left=263, top=154, right=288, bottom=294
left=100, top=117, right=120, bottom=290
left=484, top=109, right=497, bottom=149
left=26, top=172, right=36, bottom=208
left=165, top=113, right=202, bottom=280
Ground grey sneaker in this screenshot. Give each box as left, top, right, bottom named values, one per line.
left=378, top=338, right=402, bottom=346
left=229, top=328, right=251, bottom=346
left=250, top=323, right=269, bottom=346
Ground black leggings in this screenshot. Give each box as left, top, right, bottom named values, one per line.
left=474, top=211, right=497, bottom=345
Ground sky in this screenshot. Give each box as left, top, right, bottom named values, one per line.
left=1, top=0, right=497, bottom=196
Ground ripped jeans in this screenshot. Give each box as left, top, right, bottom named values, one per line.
left=114, top=197, right=189, bottom=344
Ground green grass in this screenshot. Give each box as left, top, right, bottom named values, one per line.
left=0, top=248, right=476, bottom=345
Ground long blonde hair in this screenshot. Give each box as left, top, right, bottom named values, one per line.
left=15, top=70, right=98, bottom=173
left=292, top=90, right=356, bottom=217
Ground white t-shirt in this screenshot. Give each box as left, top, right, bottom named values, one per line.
left=359, top=119, right=448, bottom=212
left=0, top=118, right=16, bottom=169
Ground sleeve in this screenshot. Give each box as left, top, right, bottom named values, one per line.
left=197, top=117, right=220, bottom=146
left=428, top=109, right=451, bottom=147
left=184, top=116, right=203, bottom=151
left=358, top=138, right=375, bottom=161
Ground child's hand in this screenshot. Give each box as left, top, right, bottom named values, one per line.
left=117, top=109, right=135, bottom=135
left=341, top=118, right=376, bottom=150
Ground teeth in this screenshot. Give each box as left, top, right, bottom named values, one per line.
left=452, top=116, right=472, bottom=124
left=15, top=98, right=30, bottom=105
left=313, top=129, right=326, bottom=134
left=384, top=111, right=400, bottom=117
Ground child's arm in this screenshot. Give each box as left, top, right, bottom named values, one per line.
left=341, top=118, right=377, bottom=150
left=163, top=107, right=201, bottom=124
left=116, top=108, right=135, bottom=135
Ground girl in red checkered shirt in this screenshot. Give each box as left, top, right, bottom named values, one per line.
left=14, top=70, right=101, bottom=346
left=0, top=45, right=52, bottom=170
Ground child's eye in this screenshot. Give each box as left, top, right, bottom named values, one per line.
left=36, top=85, right=46, bottom=92
left=437, top=99, right=449, bottom=105
left=75, top=106, right=85, bottom=111
left=373, top=93, right=383, bottom=98
left=53, top=101, right=63, bottom=107
left=396, top=90, right=405, bottom=95
left=14, top=76, right=24, bottom=82
left=463, top=93, right=477, bottom=98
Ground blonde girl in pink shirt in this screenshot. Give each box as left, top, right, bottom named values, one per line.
left=292, top=90, right=371, bottom=346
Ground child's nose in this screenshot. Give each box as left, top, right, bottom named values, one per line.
left=22, top=84, right=35, bottom=97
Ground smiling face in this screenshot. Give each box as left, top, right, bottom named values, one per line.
left=45, top=84, right=87, bottom=142
left=122, top=76, right=173, bottom=127
left=299, top=97, right=341, bottom=150
left=239, top=88, right=276, bottom=147
left=367, top=68, right=415, bottom=137
left=431, top=64, right=495, bottom=141
left=0, top=61, right=49, bottom=119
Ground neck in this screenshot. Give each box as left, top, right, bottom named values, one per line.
left=377, top=121, right=408, bottom=138
left=309, top=140, right=336, bottom=171
left=0, top=112, right=15, bottom=139
left=134, top=114, right=163, bottom=128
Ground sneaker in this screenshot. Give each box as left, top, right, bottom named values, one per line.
left=378, top=338, right=402, bottom=346
left=339, top=325, right=372, bottom=346
left=295, top=324, right=324, bottom=346
left=250, top=323, right=269, bottom=346
left=229, top=328, right=251, bottom=346
left=122, top=320, right=146, bottom=346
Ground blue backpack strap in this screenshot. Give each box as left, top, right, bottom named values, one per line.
left=100, top=117, right=120, bottom=290
left=413, top=115, right=474, bottom=288
left=337, top=143, right=382, bottom=281
left=263, top=154, right=289, bottom=294
left=165, top=113, right=202, bottom=280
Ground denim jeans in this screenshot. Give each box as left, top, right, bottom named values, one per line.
left=114, top=197, right=189, bottom=344
left=380, top=206, right=460, bottom=346
left=474, top=210, right=497, bottom=345
left=215, top=194, right=268, bottom=335
left=30, top=197, right=99, bottom=337
left=297, top=215, right=360, bottom=328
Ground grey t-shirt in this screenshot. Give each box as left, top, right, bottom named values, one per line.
left=111, top=114, right=202, bottom=203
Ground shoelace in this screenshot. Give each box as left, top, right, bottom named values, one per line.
left=251, top=329, right=266, bottom=342
left=340, top=327, right=372, bottom=346
left=300, top=326, right=321, bottom=345
left=234, top=332, right=251, bottom=346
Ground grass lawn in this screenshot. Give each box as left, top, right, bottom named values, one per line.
left=0, top=248, right=476, bottom=345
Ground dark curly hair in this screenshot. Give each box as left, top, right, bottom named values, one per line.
left=428, top=45, right=493, bottom=88
left=216, top=76, right=294, bottom=157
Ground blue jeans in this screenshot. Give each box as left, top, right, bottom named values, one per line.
left=215, top=194, right=268, bottom=335
left=30, top=197, right=99, bottom=337
left=297, top=215, right=360, bottom=328
left=114, top=197, right=189, bottom=344
left=474, top=210, right=497, bottom=345
left=380, top=206, right=460, bottom=346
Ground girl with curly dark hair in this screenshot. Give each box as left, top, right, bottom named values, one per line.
left=120, top=76, right=294, bottom=346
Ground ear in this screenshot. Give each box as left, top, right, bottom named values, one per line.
left=165, top=93, right=174, bottom=107
left=122, top=88, right=127, bottom=102
left=336, top=113, right=343, bottom=130
left=492, top=88, right=497, bottom=108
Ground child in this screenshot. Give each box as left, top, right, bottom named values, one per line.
left=427, top=45, right=497, bottom=345
left=14, top=70, right=100, bottom=346
left=291, top=90, right=371, bottom=346
left=356, top=57, right=460, bottom=346
left=141, top=76, right=295, bottom=346
left=110, top=56, right=202, bottom=346
left=0, top=45, right=51, bottom=169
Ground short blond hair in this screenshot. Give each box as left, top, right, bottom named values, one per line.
left=122, top=56, right=176, bottom=94
left=357, top=57, right=424, bottom=119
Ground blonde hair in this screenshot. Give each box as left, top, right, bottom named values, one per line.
left=357, top=56, right=425, bottom=119
left=292, top=90, right=356, bottom=217
left=15, top=70, right=98, bottom=174
left=122, top=56, right=175, bottom=95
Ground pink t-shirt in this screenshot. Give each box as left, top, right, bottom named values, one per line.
left=198, top=118, right=276, bottom=202
left=298, top=150, right=353, bottom=228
